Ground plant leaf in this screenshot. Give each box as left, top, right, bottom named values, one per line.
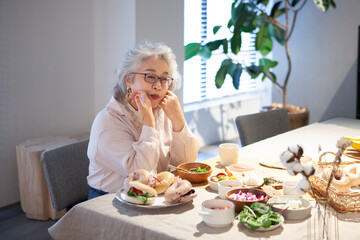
left=231, top=33, right=242, bottom=55
left=268, top=23, right=285, bottom=45
left=291, top=0, right=301, bottom=7
left=206, top=39, right=225, bottom=51
left=273, top=8, right=285, bottom=19
left=256, top=25, right=273, bottom=56
left=268, top=71, right=277, bottom=82
left=313, top=0, right=330, bottom=13
left=232, top=2, right=257, bottom=33
left=198, top=46, right=212, bottom=59
left=185, top=43, right=201, bottom=60
left=213, top=25, right=222, bottom=35
left=227, top=18, right=233, bottom=29
left=260, top=37, right=272, bottom=56
left=255, top=25, right=267, bottom=51
left=231, top=64, right=243, bottom=89
left=259, top=58, right=274, bottom=72
left=330, top=0, right=336, bottom=8
left=270, top=1, right=282, bottom=18
left=246, top=64, right=260, bottom=79
left=215, top=59, right=232, bottom=88
left=222, top=39, right=229, bottom=54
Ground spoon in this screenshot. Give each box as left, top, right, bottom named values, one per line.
left=168, top=164, right=192, bottom=173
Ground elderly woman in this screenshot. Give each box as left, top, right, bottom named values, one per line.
left=87, top=41, right=200, bottom=199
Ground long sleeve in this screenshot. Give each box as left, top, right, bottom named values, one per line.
left=169, top=124, right=199, bottom=166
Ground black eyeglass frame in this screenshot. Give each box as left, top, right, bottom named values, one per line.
left=130, top=72, right=173, bottom=86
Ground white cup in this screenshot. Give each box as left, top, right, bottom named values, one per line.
left=218, top=180, right=243, bottom=199
left=199, top=199, right=235, bottom=227
left=219, top=143, right=239, bottom=166
left=282, top=180, right=300, bottom=195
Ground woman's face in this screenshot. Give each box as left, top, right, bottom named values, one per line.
left=126, top=57, right=170, bottom=109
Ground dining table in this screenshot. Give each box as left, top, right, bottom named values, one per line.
left=48, top=117, right=360, bottom=240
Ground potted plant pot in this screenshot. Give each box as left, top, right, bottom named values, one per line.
left=262, top=103, right=309, bottom=130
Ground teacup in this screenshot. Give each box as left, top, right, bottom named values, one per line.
left=218, top=180, right=243, bottom=199
left=282, top=180, right=300, bottom=195
left=199, top=199, right=235, bottom=227
left=219, top=143, right=239, bottom=166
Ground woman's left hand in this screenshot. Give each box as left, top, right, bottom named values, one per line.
left=159, top=91, right=185, bottom=132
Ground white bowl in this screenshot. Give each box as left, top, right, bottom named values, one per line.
left=267, top=195, right=312, bottom=220
left=199, top=199, right=235, bottom=227
left=207, top=175, right=219, bottom=191
left=218, top=180, right=243, bottom=199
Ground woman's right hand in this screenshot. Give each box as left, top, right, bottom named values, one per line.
left=132, top=91, right=155, bottom=128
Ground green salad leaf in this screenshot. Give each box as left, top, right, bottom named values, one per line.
left=127, top=188, right=153, bottom=204
left=236, top=202, right=281, bottom=230
left=192, top=167, right=208, bottom=173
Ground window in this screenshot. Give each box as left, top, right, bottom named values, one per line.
left=184, top=0, right=265, bottom=106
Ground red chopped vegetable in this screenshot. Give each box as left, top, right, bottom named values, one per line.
left=216, top=173, right=227, bottom=178
left=128, top=187, right=143, bottom=195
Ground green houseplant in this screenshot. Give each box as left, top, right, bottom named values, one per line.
left=185, top=0, right=336, bottom=127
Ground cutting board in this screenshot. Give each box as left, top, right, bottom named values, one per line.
left=259, top=156, right=312, bottom=170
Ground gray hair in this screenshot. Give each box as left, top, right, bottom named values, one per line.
left=113, top=41, right=181, bottom=102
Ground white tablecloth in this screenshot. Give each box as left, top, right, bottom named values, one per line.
left=49, top=117, right=360, bottom=240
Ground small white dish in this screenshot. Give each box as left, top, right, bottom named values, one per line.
left=218, top=180, right=243, bottom=199
left=267, top=195, right=311, bottom=220
left=207, top=175, right=219, bottom=191
left=199, top=199, right=235, bottom=227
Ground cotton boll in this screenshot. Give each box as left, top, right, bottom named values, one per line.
left=295, top=177, right=311, bottom=195
left=288, top=145, right=304, bottom=158
left=292, top=162, right=304, bottom=173
left=280, top=151, right=296, bottom=167
left=288, top=145, right=299, bottom=155
left=287, top=167, right=297, bottom=176
left=303, top=162, right=316, bottom=177
left=297, top=144, right=304, bottom=157
left=295, top=184, right=306, bottom=195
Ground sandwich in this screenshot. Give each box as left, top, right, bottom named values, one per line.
left=124, top=181, right=157, bottom=205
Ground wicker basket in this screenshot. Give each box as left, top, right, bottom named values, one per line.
left=309, top=151, right=360, bottom=213
left=309, top=175, right=360, bottom=213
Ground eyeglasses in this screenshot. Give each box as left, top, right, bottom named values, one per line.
left=130, top=72, right=173, bottom=86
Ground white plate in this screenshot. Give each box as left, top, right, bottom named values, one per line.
left=242, top=215, right=284, bottom=232
left=115, top=188, right=193, bottom=209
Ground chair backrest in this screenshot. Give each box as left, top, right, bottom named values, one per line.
left=235, top=108, right=290, bottom=147
left=41, top=139, right=89, bottom=211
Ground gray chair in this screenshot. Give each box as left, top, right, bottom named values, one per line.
left=235, top=108, right=290, bottom=147
left=41, top=139, right=89, bottom=211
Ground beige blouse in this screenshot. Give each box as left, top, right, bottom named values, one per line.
left=87, top=96, right=200, bottom=193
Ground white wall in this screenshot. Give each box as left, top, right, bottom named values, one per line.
left=0, top=0, right=135, bottom=208
left=272, top=1, right=359, bottom=123
left=94, top=0, right=135, bottom=113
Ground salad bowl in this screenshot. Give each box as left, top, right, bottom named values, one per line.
left=226, top=188, right=268, bottom=213
left=176, top=162, right=212, bottom=183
